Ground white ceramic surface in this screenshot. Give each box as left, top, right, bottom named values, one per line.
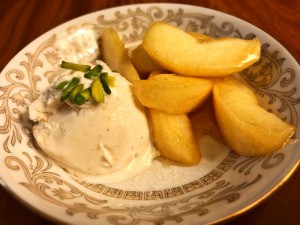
left=0, top=3, right=299, bottom=225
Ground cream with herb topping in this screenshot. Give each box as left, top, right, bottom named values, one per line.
left=29, top=61, right=159, bottom=183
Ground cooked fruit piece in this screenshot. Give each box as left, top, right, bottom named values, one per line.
left=131, top=32, right=211, bottom=78
left=189, top=96, right=223, bottom=143
left=148, top=70, right=163, bottom=78
left=142, top=22, right=261, bottom=77
left=134, top=73, right=213, bottom=114
left=149, top=108, right=200, bottom=165
left=187, top=32, right=213, bottom=41
left=131, top=33, right=211, bottom=78
left=213, top=76, right=295, bottom=156
left=131, top=44, right=165, bottom=78
left=100, top=28, right=140, bottom=83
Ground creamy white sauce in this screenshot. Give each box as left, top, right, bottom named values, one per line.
left=29, top=61, right=159, bottom=183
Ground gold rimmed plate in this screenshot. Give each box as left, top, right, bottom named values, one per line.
left=0, top=3, right=299, bottom=225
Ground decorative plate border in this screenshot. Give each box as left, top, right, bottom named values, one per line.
left=1, top=4, right=299, bottom=225
left=75, top=151, right=239, bottom=200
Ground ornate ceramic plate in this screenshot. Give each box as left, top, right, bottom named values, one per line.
left=0, top=3, right=299, bottom=225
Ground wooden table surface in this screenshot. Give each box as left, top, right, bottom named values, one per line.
left=0, top=0, right=299, bottom=224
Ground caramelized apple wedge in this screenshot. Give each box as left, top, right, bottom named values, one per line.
left=131, top=44, right=165, bottom=78
left=100, top=28, right=140, bottom=83
left=134, top=74, right=213, bottom=114
left=143, top=22, right=261, bottom=77
left=187, top=32, right=213, bottom=42
left=149, top=108, right=200, bottom=165
left=189, top=96, right=223, bottom=143
left=131, top=32, right=212, bottom=78
left=213, top=76, right=295, bottom=156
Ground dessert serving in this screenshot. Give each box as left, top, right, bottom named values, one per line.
left=0, top=4, right=299, bottom=225
left=29, top=61, right=159, bottom=183
left=29, top=22, right=295, bottom=183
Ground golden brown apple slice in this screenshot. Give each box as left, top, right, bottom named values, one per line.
left=134, top=73, right=213, bottom=114
left=189, top=96, right=223, bottom=143
left=149, top=108, right=200, bottom=165
left=131, top=33, right=211, bottom=78
left=100, top=28, right=140, bottom=83
left=131, top=44, right=165, bottom=78
left=187, top=32, right=213, bottom=41
left=213, top=76, right=295, bottom=156
left=142, top=22, right=261, bottom=77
